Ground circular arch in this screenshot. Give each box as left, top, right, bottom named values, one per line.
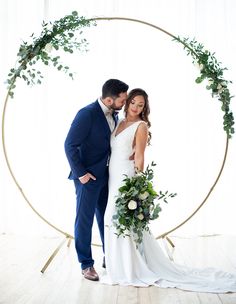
left=2, top=16, right=230, bottom=247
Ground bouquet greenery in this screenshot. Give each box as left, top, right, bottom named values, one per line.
left=112, top=162, right=177, bottom=246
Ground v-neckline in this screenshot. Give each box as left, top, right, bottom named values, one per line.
left=114, top=120, right=141, bottom=138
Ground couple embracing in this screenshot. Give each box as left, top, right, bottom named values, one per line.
left=64, top=79, right=236, bottom=292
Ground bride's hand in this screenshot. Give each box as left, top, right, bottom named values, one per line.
left=79, top=173, right=96, bottom=184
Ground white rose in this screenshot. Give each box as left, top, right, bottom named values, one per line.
left=128, top=200, right=137, bottom=210
left=138, top=191, right=149, bottom=200
left=217, top=84, right=223, bottom=93
left=194, top=61, right=204, bottom=71
left=45, top=43, right=53, bottom=53
left=208, top=80, right=213, bottom=86
left=199, top=63, right=204, bottom=71
left=137, top=213, right=144, bottom=220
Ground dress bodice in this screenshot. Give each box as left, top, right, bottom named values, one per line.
left=105, top=120, right=146, bottom=226
left=110, top=120, right=146, bottom=163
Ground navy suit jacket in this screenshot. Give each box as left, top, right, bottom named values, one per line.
left=65, top=100, right=117, bottom=180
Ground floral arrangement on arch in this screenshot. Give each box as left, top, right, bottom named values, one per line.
left=5, top=11, right=234, bottom=137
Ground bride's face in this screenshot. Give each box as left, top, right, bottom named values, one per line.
left=127, top=95, right=145, bottom=118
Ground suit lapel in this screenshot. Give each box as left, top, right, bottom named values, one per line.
left=94, top=100, right=111, bottom=135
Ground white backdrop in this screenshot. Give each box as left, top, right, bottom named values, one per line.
left=0, top=0, right=236, bottom=242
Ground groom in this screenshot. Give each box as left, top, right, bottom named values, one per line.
left=64, top=79, right=129, bottom=281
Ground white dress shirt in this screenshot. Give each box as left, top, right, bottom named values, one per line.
left=98, top=98, right=115, bottom=131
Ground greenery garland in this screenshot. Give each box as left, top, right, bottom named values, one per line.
left=5, top=11, right=234, bottom=139
left=6, top=11, right=95, bottom=98
left=174, top=36, right=234, bottom=138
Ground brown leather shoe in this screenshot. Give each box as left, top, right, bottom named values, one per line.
left=82, top=267, right=99, bottom=281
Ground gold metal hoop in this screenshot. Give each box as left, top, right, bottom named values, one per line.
left=2, top=17, right=229, bottom=249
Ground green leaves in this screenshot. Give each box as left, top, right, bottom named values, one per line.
left=174, top=36, right=234, bottom=138
left=6, top=11, right=95, bottom=98
left=195, top=76, right=205, bottom=84
left=112, top=162, right=177, bottom=247
left=151, top=204, right=162, bottom=220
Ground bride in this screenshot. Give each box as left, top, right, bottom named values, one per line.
left=101, top=88, right=236, bottom=293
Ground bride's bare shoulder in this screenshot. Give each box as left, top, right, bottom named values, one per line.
left=136, top=121, right=148, bottom=135
left=137, top=120, right=148, bottom=129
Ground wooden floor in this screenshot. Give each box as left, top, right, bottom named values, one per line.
left=0, top=234, right=236, bottom=304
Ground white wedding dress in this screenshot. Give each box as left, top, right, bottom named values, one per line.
left=100, top=120, right=236, bottom=292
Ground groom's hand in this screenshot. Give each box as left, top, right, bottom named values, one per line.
left=129, top=152, right=135, bottom=160
left=79, top=173, right=96, bottom=184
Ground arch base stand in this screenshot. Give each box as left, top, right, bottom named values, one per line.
left=40, top=235, right=73, bottom=273
left=40, top=235, right=175, bottom=273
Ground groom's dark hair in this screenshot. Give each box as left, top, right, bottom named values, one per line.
left=102, top=79, right=129, bottom=99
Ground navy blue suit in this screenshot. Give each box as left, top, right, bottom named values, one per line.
left=64, top=100, right=117, bottom=270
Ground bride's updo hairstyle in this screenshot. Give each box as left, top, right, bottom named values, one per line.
left=124, top=88, right=152, bottom=145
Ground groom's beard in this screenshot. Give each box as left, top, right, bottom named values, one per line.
left=111, top=105, right=123, bottom=111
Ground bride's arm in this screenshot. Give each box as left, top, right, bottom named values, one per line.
left=134, top=123, right=148, bottom=172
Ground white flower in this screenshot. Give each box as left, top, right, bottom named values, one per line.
left=138, top=191, right=149, bottom=200
left=199, top=64, right=204, bottom=71
left=194, top=61, right=204, bottom=71
left=217, top=83, right=223, bottom=93
left=128, top=200, right=137, bottom=210
left=208, top=80, right=214, bottom=86
left=45, top=43, right=53, bottom=53
left=137, top=213, right=144, bottom=220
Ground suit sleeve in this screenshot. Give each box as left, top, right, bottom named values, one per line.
left=64, top=108, right=92, bottom=178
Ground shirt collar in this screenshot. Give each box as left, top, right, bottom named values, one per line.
left=98, top=98, right=113, bottom=115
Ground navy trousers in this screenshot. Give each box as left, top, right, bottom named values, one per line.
left=73, top=174, right=108, bottom=270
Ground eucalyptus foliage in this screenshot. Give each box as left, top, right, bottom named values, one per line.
left=6, top=11, right=95, bottom=98
left=174, top=37, right=235, bottom=138
left=112, top=162, right=177, bottom=246
left=6, top=12, right=234, bottom=138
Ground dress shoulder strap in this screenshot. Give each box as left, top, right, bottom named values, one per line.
left=130, top=120, right=148, bottom=139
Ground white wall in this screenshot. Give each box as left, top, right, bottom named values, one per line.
left=0, top=0, right=236, bottom=241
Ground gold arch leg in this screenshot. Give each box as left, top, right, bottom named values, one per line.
left=166, top=236, right=175, bottom=248
left=41, top=236, right=72, bottom=273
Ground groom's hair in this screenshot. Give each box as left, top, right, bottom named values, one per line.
left=102, top=79, right=129, bottom=99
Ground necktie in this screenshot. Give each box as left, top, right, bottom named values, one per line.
left=112, top=111, right=119, bottom=127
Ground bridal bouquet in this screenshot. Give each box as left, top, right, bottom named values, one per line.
left=112, top=162, right=177, bottom=246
